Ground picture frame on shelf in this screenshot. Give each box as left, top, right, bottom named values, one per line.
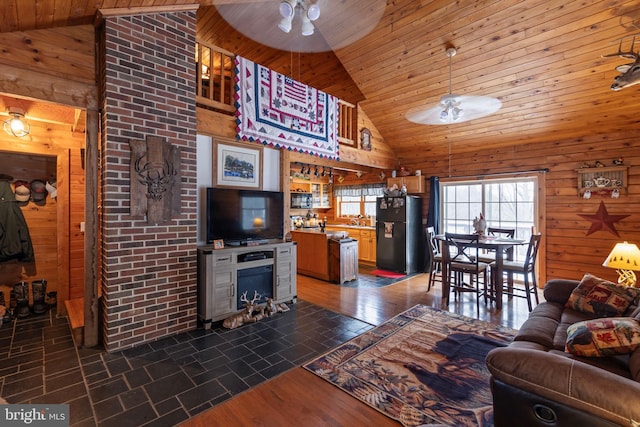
left=215, top=142, right=261, bottom=189
left=213, top=239, right=225, bottom=250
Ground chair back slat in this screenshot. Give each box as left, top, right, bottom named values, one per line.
left=444, top=232, right=479, bottom=265
left=487, top=227, right=515, bottom=238
left=426, top=226, right=441, bottom=257
left=524, top=234, right=542, bottom=271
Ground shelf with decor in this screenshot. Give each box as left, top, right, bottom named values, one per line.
left=576, top=165, right=628, bottom=198
left=290, top=178, right=331, bottom=208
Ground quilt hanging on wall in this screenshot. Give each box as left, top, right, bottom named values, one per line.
left=235, top=55, right=339, bottom=160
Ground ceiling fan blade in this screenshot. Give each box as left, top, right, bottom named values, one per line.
left=406, top=95, right=502, bottom=125
left=213, top=0, right=385, bottom=53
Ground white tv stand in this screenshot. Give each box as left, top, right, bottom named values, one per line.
left=197, top=241, right=297, bottom=329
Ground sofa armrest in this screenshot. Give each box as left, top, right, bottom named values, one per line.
left=543, top=279, right=580, bottom=305
left=486, top=347, right=640, bottom=425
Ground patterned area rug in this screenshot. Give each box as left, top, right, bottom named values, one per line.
left=303, top=305, right=517, bottom=426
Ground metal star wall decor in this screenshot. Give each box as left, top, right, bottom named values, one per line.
left=578, top=201, right=629, bottom=237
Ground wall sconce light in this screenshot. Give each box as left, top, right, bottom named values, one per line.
left=3, top=107, right=30, bottom=138
left=314, top=166, right=319, bottom=177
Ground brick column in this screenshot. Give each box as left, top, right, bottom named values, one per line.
left=100, top=11, right=197, bottom=351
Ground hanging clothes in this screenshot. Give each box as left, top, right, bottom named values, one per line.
left=0, top=180, right=34, bottom=262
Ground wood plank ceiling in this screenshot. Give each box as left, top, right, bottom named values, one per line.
left=1, top=0, right=640, bottom=163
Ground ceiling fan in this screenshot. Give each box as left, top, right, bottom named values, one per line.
left=212, top=0, right=386, bottom=53
left=406, top=47, right=502, bottom=125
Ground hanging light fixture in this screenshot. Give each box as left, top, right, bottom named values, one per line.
left=440, top=48, right=464, bottom=123
left=214, top=0, right=384, bottom=53
left=278, top=0, right=320, bottom=37
left=3, top=107, right=30, bottom=137
left=405, top=46, right=502, bottom=125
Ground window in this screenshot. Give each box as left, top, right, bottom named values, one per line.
left=334, top=184, right=384, bottom=218
left=442, top=177, right=537, bottom=260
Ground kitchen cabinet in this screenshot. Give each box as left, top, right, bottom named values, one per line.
left=329, top=239, right=358, bottom=284
left=290, top=230, right=330, bottom=280
left=290, top=178, right=331, bottom=208
left=387, top=176, right=425, bottom=194
left=312, top=182, right=331, bottom=208
left=358, top=229, right=376, bottom=263
left=325, top=225, right=376, bottom=263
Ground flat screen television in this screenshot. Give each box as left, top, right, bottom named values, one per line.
left=206, top=188, right=284, bottom=245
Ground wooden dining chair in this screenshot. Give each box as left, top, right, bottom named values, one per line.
left=478, top=227, right=516, bottom=263
left=494, top=233, right=542, bottom=312
left=426, top=226, right=442, bottom=292
left=444, top=232, right=491, bottom=314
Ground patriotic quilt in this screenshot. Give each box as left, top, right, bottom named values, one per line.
left=235, top=56, right=339, bottom=160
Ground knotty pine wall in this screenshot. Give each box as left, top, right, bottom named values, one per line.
left=400, top=130, right=640, bottom=286
left=0, top=128, right=85, bottom=312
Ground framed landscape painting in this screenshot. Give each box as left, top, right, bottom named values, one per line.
left=215, top=142, right=261, bottom=189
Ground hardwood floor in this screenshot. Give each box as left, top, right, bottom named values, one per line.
left=180, top=271, right=538, bottom=427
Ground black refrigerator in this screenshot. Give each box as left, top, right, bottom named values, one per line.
left=376, top=195, right=425, bottom=274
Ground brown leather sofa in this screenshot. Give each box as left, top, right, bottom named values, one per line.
left=486, top=279, right=640, bottom=427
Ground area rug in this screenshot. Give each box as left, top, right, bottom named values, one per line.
left=370, top=269, right=407, bottom=279
left=303, top=305, right=517, bottom=426
left=335, top=271, right=417, bottom=288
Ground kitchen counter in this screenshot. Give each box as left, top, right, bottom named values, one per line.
left=291, top=230, right=359, bottom=284
left=326, top=224, right=375, bottom=230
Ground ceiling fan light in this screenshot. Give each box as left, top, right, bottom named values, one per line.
left=307, top=4, right=321, bottom=21
left=301, top=16, right=314, bottom=36
left=278, top=16, right=293, bottom=33
left=439, top=110, right=448, bottom=121
left=452, top=107, right=463, bottom=121
left=279, top=0, right=295, bottom=18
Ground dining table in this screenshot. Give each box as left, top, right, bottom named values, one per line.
left=436, top=234, right=526, bottom=310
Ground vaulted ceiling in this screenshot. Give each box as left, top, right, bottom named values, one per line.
left=2, top=0, right=640, bottom=162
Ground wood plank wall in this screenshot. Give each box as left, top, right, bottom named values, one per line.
left=401, top=130, right=640, bottom=286
left=0, top=126, right=85, bottom=311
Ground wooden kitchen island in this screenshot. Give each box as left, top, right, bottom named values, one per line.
left=291, top=229, right=358, bottom=283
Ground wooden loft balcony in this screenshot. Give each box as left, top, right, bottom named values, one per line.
left=196, top=41, right=235, bottom=113
left=195, top=40, right=356, bottom=146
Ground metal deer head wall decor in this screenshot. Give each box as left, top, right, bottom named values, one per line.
left=603, top=36, right=640, bottom=91
left=129, top=136, right=182, bottom=225
left=134, top=157, right=177, bottom=201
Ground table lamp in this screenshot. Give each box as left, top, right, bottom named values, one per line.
left=602, top=241, right=640, bottom=287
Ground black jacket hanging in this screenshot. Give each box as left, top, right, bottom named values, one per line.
left=0, top=180, right=34, bottom=262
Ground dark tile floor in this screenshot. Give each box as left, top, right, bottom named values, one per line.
left=0, top=301, right=373, bottom=427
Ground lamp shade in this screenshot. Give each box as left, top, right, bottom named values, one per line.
left=602, top=242, right=640, bottom=271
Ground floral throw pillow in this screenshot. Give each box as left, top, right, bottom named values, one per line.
left=566, top=317, right=640, bottom=357
left=565, top=273, right=640, bottom=317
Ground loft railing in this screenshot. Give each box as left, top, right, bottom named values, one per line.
left=195, top=41, right=356, bottom=145
left=338, top=100, right=356, bottom=147
left=196, top=41, right=235, bottom=113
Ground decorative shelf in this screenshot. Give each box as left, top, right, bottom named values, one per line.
left=576, top=165, right=628, bottom=198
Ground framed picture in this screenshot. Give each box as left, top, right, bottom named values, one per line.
left=360, top=128, right=372, bottom=151
left=213, top=239, right=225, bottom=250
left=215, top=142, right=261, bottom=188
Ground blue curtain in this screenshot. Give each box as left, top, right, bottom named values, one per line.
left=427, top=176, right=440, bottom=234
left=424, top=176, right=440, bottom=272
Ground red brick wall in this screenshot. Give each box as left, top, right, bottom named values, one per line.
left=100, top=11, right=197, bottom=352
